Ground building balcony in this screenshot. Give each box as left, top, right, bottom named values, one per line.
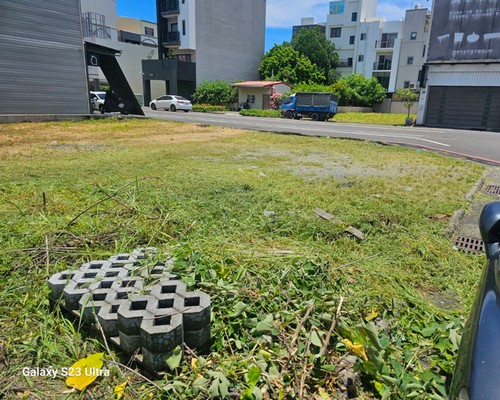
left=338, top=59, right=353, bottom=68
left=373, top=61, right=392, bottom=71
left=160, top=0, right=180, bottom=17
left=162, top=31, right=180, bottom=47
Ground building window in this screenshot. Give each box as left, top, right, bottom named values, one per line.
left=347, top=57, right=353, bottom=67
left=329, top=1, right=345, bottom=14
left=422, top=44, right=426, bottom=57
left=404, top=81, right=410, bottom=88
left=360, top=33, right=366, bottom=40
left=349, top=35, right=355, bottom=45
left=330, top=27, right=342, bottom=38
left=380, top=32, right=398, bottom=48
left=410, top=32, right=417, bottom=40
left=358, top=54, right=364, bottom=62
left=145, top=27, right=154, bottom=36
left=182, top=20, right=186, bottom=35
left=407, top=56, right=414, bottom=65
left=351, top=12, right=358, bottom=22
left=247, top=95, right=255, bottom=104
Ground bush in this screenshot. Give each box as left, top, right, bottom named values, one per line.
left=191, top=81, right=237, bottom=106
left=240, top=109, right=282, bottom=118
left=332, top=74, right=386, bottom=107
left=192, top=104, right=228, bottom=113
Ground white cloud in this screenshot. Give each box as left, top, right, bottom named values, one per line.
left=266, top=0, right=432, bottom=28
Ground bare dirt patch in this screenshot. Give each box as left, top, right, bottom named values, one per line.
left=0, top=120, right=244, bottom=157
left=236, top=148, right=437, bottom=180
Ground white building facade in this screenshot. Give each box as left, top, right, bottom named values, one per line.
left=81, top=0, right=164, bottom=104
left=297, top=0, right=430, bottom=93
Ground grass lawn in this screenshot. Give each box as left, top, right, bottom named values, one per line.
left=239, top=110, right=417, bottom=126
left=0, top=119, right=485, bottom=399
left=333, top=113, right=417, bottom=126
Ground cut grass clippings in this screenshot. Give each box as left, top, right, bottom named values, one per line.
left=0, top=118, right=485, bottom=399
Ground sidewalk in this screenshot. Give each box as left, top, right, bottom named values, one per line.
left=451, top=167, right=500, bottom=253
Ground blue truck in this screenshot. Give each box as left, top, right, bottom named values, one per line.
left=280, top=92, right=338, bottom=121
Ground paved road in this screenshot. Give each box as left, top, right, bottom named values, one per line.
left=143, top=109, right=500, bottom=165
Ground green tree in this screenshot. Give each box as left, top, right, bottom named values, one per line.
left=291, top=28, right=340, bottom=84
left=191, top=80, right=237, bottom=106
left=259, top=43, right=325, bottom=85
left=396, top=88, right=419, bottom=119
left=332, top=74, right=386, bottom=107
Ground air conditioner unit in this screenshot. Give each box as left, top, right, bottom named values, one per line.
left=409, top=83, right=416, bottom=89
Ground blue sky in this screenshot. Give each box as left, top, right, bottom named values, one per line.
left=116, top=0, right=431, bottom=51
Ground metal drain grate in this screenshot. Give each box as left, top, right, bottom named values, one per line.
left=453, top=236, right=485, bottom=254
left=484, top=185, right=500, bottom=195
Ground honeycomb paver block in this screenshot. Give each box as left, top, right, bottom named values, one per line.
left=79, top=289, right=113, bottom=323
left=108, top=253, right=139, bottom=267
left=179, top=290, right=211, bottom=331
left=62, top=280, right=92, bottom=310
left=149, top=279, right=187, bottom=298
left=110, top=277, right=144, bottom=296
left=119, top=331, right=142, bottom=355
left=141, top=347, right=181, bottom=372
left=117, top=295, right=157, bottom=335
left=140, top=312, right=183, bottom=352
left=48, top=247, right=212, bottom=372
left=141, top=265, right=180, bottom=280
left=184, top=324, right=211, bottom=350
left=48, top=270, right=83, bottom=300
left=97, top=301, right=121, bottom=337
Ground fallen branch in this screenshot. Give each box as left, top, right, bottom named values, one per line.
left=319, top=296, right=344, bottom=358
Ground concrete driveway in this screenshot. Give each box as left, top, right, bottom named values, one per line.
left=143, top=109, right=500, bottom=165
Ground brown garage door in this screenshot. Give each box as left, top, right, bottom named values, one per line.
left=425, top=86, right=500, bottom=131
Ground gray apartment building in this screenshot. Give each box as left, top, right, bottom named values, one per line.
left=417, top=0, right=500, bottom=130
left=0, top=0, right=90, bottom=115
left=142, top=0, right=266, bottom=103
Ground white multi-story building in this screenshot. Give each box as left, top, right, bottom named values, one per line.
left=81, top=0, right=164, bottom=103
left=296, top=0, right=430, bottom=93
left=142, top=0, right=266, bottom=103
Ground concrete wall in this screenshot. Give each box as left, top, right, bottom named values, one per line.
left=238, top=88, right=269, bottom=110
left=195, top=0, right=266, bottom=85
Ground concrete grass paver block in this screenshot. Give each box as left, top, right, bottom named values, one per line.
left=184, top=324, right=211, bottom=350
left=179, top=290, right=211, bottom=331
left=48, top=247, right=212, bottom=372
left=62, top=280, right=91, bottom=310
left=149, top=280, right=187, bottom=298
left=79, top=289, right=113, bottom=323
left=117, top=295, right=156, bottom=335
left=97, top=301, right=121, bottom=337
left=48, top=270, right=83, bottom=300
left=140, top=312, right=183, bottom=352
left=141, top=347, right=181, bottom=372
left=119, top=331, right=142, bottom=355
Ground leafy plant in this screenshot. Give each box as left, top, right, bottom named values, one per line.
left=192, top=81, right=237, bottom=106
left=332, top=74, right=387, bottom=107
left=291, top=28, right=340, bottom=84
left=396, top=88, right=419, bottom=120
left=259, top=43, right=326, bottom=84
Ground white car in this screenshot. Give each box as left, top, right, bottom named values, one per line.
left=149, top=95, right=192, bottom=112
left=89, top=91, right=106, bottom=112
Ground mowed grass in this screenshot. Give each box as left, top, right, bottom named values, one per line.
left=333, top=112, right=417, bottom=126
left=0, top=119, right=485, bottom=399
